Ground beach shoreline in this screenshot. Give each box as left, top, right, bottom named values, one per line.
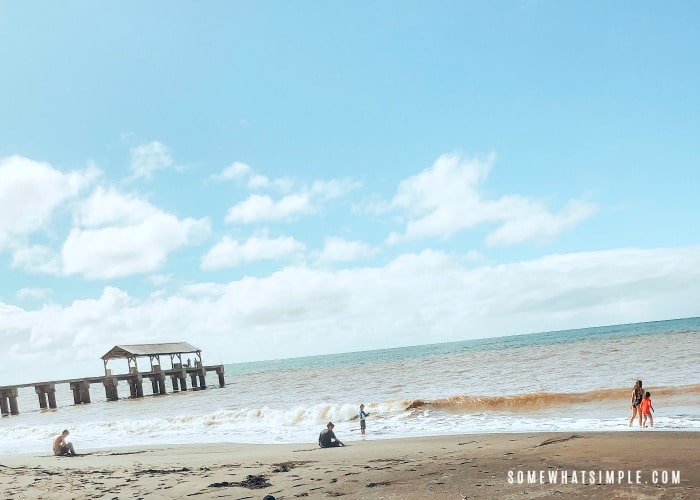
left=1, top=431, right=697, bottom=499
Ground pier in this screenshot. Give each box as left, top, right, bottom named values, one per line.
left=0, top=342, right=225, bottom=416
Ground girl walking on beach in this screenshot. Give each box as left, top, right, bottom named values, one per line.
left=628, top=380, right=644, bottom=427
left=640, top=392, right=654, bottom=428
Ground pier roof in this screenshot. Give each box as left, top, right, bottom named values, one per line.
left=101, top=342, right=201, bottom=360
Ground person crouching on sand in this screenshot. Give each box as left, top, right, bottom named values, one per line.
left=319, top=422, right=344, bottom=448
left=53, top=429, right=77, bottom=456
left=640, top=391, right=654, bottom=428
left=628, top=380, right=644, bottom=427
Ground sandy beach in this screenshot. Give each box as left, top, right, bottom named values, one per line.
left=0, top=431, right=697, bottom=499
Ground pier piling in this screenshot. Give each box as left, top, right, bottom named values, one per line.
left=103, top=377, right=119, bottom=401
left=8, top=389, right=19, bottom=415
left=69, top=381, right=91, bottom=404
left=35, top=383, right=57, bottom=409
left=215, top=366, right=225, bottom=388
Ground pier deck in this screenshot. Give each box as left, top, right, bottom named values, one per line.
left=0, top=341, right=227, bottom=416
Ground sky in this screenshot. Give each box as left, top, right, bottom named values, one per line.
left=1, top=1, right=699, bottom=382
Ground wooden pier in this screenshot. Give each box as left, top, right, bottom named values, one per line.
left=0, top=342, right=226, bottom=416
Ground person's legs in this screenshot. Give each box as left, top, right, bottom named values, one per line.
left=629, top=407, right=637, bottom=427
left=648, top=413, right=653, bottom=427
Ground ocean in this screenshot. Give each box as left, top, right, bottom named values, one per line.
left=1, top=317, right=698, bottom=455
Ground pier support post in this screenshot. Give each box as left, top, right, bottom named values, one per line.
left=189, top=372, right=198, bottom=389
left=216, top=366, right=225, bottom=388
left=47, top=387, right=57, bottom=409
left=150, top=378, right=159, bottom=394
left=179, top=374, right=188, bottom=391
left=171, top=376, right=180, bottom=392
left=36, top=383, right=57, bottom=409
left=80, top=382, right=91, bottom=404
left=127, top=373, right=143, bottom=398
left=0, top=395, right=8, bottom=416
left=70, top=382, right=81, bottom=404
left=103, top=377, right=119, bottom=401
left=69, top=381, right=91, bottom=404
left=37, top=390, right=48, bottom=409
left=8, top=388, right=19, bottom=415
left=198, top=370, right=206, bottom=389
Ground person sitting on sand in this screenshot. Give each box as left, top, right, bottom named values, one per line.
left=628, top=380, right=644, bottom=427
left=53, top=429, right=77, bottom=456
left=640, top=391, right=654, bottom=428
left=318, top=422, right=344, bottom=448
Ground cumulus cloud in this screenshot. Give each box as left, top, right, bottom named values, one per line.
left=2, top=244, right=699, bottom=382
left=74, top=187, right=159, bottom=228
left=61, top=213, right=210, bottom=279
left=0, top=156, right=98, bottom=249
left=210, top=161, right=252, bottom=181
left=386, top=153, right=598, bottom=246
left=210, top=161, right=290, bottom=191
left=201, top=233, right=305, bottom=270
left=12, top=188, right=211, bottom=279
left=225, top=194, right=312, bottom=223
left=11, top=245, right=61, bottom=274
left=129, top=141, right=174, bottom=180
left=314, top=237, right=378, bottom=263
left=213, top=162, right=359, bottom=223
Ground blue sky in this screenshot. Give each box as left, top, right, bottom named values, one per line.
left=1, top=1, right=699, bottom=381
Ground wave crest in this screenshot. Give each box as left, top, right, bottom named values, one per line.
left=405, top=383, right=700, bottom=412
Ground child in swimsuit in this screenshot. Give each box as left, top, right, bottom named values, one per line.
left=640, top=391, right=654, bottom=428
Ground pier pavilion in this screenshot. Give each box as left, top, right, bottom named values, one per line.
left=0, top=342, right=225, bottom=416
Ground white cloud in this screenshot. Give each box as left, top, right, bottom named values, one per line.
left=16, top=287, right=53, bottom=300
left=75, top=187, right=159, bottom=228
left=11, top=189, right=211, bottom=280
left=201, top=234, right=305, bottom=270
left=129, top=141, right=174, bottom=180
left=310, top=179, right=361, bottom=201
left=485, top=198, right=598, bottom=246
left=2, top=244, right=699, bottom=382
left=213, top=162, right=358, bottom=222
left=211, top=162, right=285, bottom=191
left=210, top=161, right=252, bottom=181
left=314, top=237, right=377, bottom=263
left=61, top=212, right=210, bottom=279
left=0, top=156, right=98, bottom=248
left=225, top=194, right=311, bottom=224
left=11, top=245, right=61, bottom=274
left=387, top=153, right=597, bottom=246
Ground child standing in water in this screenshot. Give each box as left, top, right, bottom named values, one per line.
left=359, top=404, right=370, bottom=438
left=640, top=392, right=654, bottom=428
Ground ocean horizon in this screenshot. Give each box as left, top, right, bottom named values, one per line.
left=1, top=317, right=698, bottom=455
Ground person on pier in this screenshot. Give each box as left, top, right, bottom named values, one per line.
left=53, top=429, right=77, bottom=456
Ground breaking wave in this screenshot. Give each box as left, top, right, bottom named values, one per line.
left=405, top=384, right=700, bottom=412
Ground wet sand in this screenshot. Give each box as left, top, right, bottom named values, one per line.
left=0, top=432, right=697, bottom=499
